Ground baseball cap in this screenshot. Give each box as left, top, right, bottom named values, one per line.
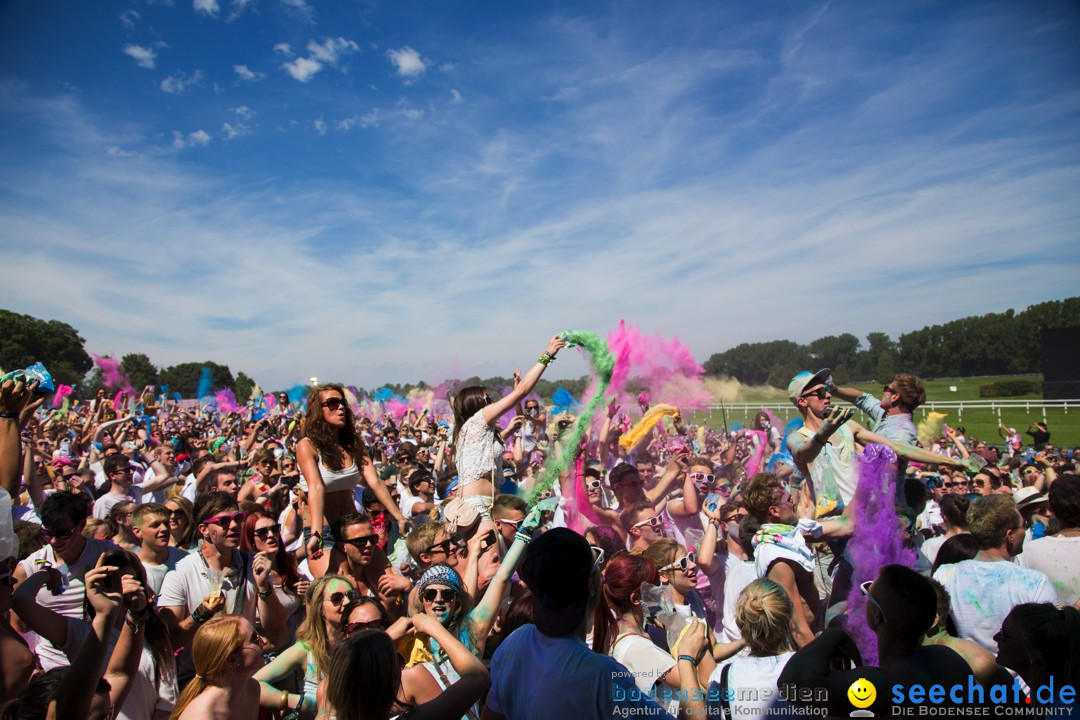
left=519, top=528, right=594, bottom=636
left=787, top=369, right=832, bottom=405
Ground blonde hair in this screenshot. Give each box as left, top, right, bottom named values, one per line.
left=735, top=579, right=793, bottom=656
left=296, top=575, right=355, bottom=680
left=170, top=616, right=245, bottom=719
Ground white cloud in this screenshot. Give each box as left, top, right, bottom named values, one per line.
left=282, top=57, right=322, bottom=83
left=122, top=44, right=157, bottom=70
left=160, top=69, right=203, bottom=94
left=221, top=122, right=249, bottom=140
left=281, top=37, right=359, bottom=83
left=193, top=0, right=219, bottom=16
left=337, top=110, right=379, bottom=131
left=401, top=107, right=423, bottom=120
left=307, top=37, right=359, bottom=64
left=119, top=10, right=139, bottom=29
left=280, top=0, right=314, bottom=21
left=233, top=65, right=264, bottom=82
left=387, top=46, right=426, bottom=79
left=450, top=89, right=463, bottom=105
left=273, top=42, right=293, bottom=57
left=232, top=106, right=255, bottom=119
left=313, top=118, right=326, bottom=135
left=172, top=129, right=212, bottom=148
left=439, top=62, right=455, bottom=73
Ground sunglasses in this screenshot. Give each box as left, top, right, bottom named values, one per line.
left=320, top=397, right=347, bottom=411
left=342, top=534, right=379, bottom=549
left=632, top=515, right=664, bottom=531
left=166, top=508, right=186, bottom=520
left=860, top=580, right=889, bottom=623
left=801, top=387, right=829, bottom=400
left=202, top=512, right=246, bottom=528
left=590, top=545, right=605, bottom=569
left=40, top=525, right=78, bottom=541
left=329, top=589, right=361, bottom=606
left=424, top=537, right=463, bottom=555
left=882, top=385, right=899, bottom=396
left=538, top=490, right=554, bottom=500
left=688, top=472, right=715, bottom=483
left=253, top=524, right=281, bottom=541
left=496, top=517, right=523, bottom=528
left=722, top=511, right=747, bottom=524
left=585, top=480, right=602, bottom=490
left=660, top=550, right=696, bottom=573
left=344, top=619, right=386, bottom=636
left=423, top=588, right=456, bottom=603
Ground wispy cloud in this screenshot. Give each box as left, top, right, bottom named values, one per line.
left=119, top=10, right=139, bottom=30
left=221, top=122, right=249, bottom=140
left=160, top=69, right=203, bottom=94
left=280, top=0, right=314, bottom=22
left=193, top=0, right=219, bottom=17
left=172, top=128, right=212, bottom=148
left=281, top=37, right=359, bottom=83
left=122, top=44, right=157, bottom=69
left=233, top=64, right=264, bottom=82
left=387, top=46, right=426, bottom=80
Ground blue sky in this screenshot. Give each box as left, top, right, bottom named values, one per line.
left=1, top=0, right=1079, bottom=390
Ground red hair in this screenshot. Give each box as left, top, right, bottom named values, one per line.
left=240, top=510, right=301, bottom=594
left=591, top=553, right=659, bottom=654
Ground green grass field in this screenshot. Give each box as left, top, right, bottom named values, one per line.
left=688, top=374, right=1080, bottom=449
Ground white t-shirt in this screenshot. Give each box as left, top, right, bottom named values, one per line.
left=141, top=546, right=189, bottom=595
left=62, top=617, right=178, bottom=720
left=919, top=532, right=962, bottom=568
left=157, top=549, right=259, bottom=678
left=610, top=633, right=677, bottom=715
left=18, top=537, right=116, bottom=671
left=933, top=559, right=1058, bottom=652
left=707, top=652, right=795, bottom=719
left=93, top=490, right=142, bottom=520
left=1016, top=535, right=1080, bottom=607
left=719, top=554, right=757, bottom=642
left=486, top=625, right=674, bottom=720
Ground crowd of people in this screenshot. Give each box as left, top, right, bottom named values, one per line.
left=0, top=340, right=1078, bottom=719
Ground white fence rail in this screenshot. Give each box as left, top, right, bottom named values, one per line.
left=702, top=399, right=1075, bottom=422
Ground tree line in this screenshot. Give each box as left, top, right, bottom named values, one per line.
left=4, top=296, right=1078, bottom=401
left=702, top=297, right=1080, bottom=388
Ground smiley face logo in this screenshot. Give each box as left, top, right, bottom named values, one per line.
left=847, top=678, right=876, bottom=709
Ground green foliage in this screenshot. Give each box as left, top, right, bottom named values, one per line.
left=234, top=372, right=257, bottom=403
left=120, top=353, right=158, bottom=392
left=158, top=362, right=235, bottom=398
left=979, top=380, right=1043, bottom=398
left=0, top=309, right=92, bottom=386
left=703, top=297, right=1080, bottom=384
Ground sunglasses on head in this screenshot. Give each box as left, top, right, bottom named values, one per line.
left=660, top=550, right=696, bottom=573
left=202, top=511, right=245, bottom=528
left=253, top=524, right=281, bottom=541
left=344, top=619, right=386, bottom=636
left=329, top=589, right=360, bottom=606
left=320, top=397, right=347, bottom=411
left=423, top=587, right=456, bottom=603
left=342, top=534, right=379, bottom=549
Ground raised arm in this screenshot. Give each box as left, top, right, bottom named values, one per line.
left=409, top=613, right=490, bottom=720
left=851, top=422, right=966, bottom=470
left=481, top=336, right=566, bottom=425
left=0, top=379, right=39, bottom=496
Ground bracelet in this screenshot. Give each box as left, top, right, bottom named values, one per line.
left=258, top=586, right=273, bottom=598
left=537, top=352, right=555, bottom=366
left=280, top=690, right=290, bottom=711
left=125, top=611, right=146, bottom=633
left=812, top=435, right=826, bottom=447
left=678, top=655, right=698, bottom=666
left=0, top=412, right=18, bottom=419
left=294, top=691, right=306, bottom=713
left=514, top=530, right=533, bottom=544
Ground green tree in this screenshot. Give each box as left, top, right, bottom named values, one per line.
left=120, top=353, right=159, bottom=392
left=234, top=372, right=256, bottom=403
left=876, top=353, right=896, bottom=384
left=808, top=334, right=861, bottom=371
left=158, top=362, right=235, bottom=399
left=0, top=309, right=92, bottom=386
left=704, top=340, right=810, bottom=385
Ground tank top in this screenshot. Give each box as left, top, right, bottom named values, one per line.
left=298, top=453, right=360, bottom=493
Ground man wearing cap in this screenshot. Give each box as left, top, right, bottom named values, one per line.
left=482, top=528, right=710, bottom=720
left=1016, top=474, right=1080, bottom=606
left=787, top=369, right=969, bottom=518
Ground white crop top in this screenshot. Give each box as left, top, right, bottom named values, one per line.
left=298, top=455, right=360, bottom=493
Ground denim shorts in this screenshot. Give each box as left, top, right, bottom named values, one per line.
left=302, top=523, right=337, bottom=551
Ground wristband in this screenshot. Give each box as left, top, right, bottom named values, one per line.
left=0, top=412, right=18, bottom=419
left=678, top=655, right=698, bottom=665
left=812, top=435, right=826, bottom=447
left=258, top=586, right=273, bottom=598
left=125, top=611, right=146, bottom=632
left=514, top=530, right=533, bottom=544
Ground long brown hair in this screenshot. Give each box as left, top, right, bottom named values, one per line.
left=451, top=386, right=491, bottom=448
left=302, top=384, right=367, bottom=471
left=326, top=630, right=413, bottom=720
left=296, top=575, right=355, bottom=681
left=240, top=511, right=301, bottom=593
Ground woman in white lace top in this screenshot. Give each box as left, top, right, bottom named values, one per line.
left=451, top=335, right=566, bottom=518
